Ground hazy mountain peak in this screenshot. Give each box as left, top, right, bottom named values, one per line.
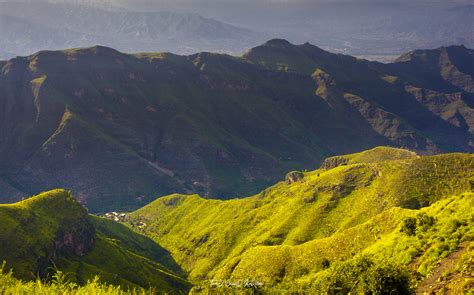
left=395, top=44, right=472, bottom=63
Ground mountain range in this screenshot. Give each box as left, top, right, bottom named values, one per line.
left=0, top=1, right=261, bottom=60
left=0, top=40, right=472, bottom=211
left=1, top=1, right=472, bottom=61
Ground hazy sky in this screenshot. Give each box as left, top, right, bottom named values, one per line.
left=2, top=0, right=472, bottom=4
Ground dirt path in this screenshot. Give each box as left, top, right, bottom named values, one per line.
left=416, top=242, right=473, bottom=294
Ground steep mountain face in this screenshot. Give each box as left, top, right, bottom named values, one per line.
left=244, top=40, right=474, bottom=152
left=0, top=2, right=261, bottom=58
left=0, top=189, right=190, bottom=291
left=0, top=41, right=473, bottom=211
left=392, top=45, right=474, bottom=94
left=128, top=147, right=474, bottom=292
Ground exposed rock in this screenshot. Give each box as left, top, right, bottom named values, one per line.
left=37, top=216, right=95, bottom=279
left=303, top=193, right=317, bottom=204
left=320, top=156, right=349, bottom=170
left=162, top=196, right=182, bottom=207
left=285, top=171, right=304, bottom=184
left=53, top=219, right=95, bottom=257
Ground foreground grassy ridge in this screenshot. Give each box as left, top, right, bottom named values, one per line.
left=0, top=267, right=166, bottom=295
left=0, top=190, right=190, bottom=292
left=0, top=189, right=91, bottom=280
left=129, top=147, right=473, bottom=289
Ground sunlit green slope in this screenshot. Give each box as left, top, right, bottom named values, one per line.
left=0, top=189, right=190, bottom=292
left=128, top=147, right=473, bottom=292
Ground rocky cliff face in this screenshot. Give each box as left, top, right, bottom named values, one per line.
left=0, top=190, right=96, bottom=279
left=321, top=157, right=350, bottom=170
left=37, top=215, right=96, bottom=278
left=54, top=214, right=95, bottom=256
left=285, top=171, right=305, bottom=184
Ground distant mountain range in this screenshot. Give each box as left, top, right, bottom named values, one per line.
left=0, top=40, right=472, bottom=211
left=1, top=1, right=473, bottom=61
left=0, top=1, right=262, bottom=59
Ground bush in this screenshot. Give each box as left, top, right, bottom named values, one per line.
left=312, top=257, right=413, bottom=294
left=321, top=258, right=331, bottom=269
left=448, top=219, right=467, bottom=233
left=401, top=214, right=436, bottom=236
left=361, top=264, right=411, bottom=295
left=416, top=213, right=436, bottom=232
left=401, top=217, right=417, bottom=236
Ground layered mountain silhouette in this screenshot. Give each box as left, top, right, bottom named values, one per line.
left=0, top=40, right=472, bottom=211
left=0, top=1, right=260, bottom=59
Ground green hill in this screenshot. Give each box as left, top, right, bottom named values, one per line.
left=0, top=41, right=472, bottom=212
left=0, top=189, right=190, bottom=292
left=127, top=147, right=473, bottom=292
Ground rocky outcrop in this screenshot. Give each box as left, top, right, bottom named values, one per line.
left=53, top=219, right=95, bottom=257
left=36, top=219, right=95, bottom=279
left=32, top=192, right=96, bottom=278
left=285, top=171, right=304, bottom=184
left=321, top=156, right=350, bottom=170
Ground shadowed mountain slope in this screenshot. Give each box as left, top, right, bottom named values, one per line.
left=0, top=41, right=473, bottom=211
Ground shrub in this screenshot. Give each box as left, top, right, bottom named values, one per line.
left=448, top=219, right=467, bottom=233
left=416, top=213, right=436, bottom=232
left=360, top=264, right=411, bottom=295
left=312, top=257, right=413, bottom=294
left=321, top=258, right=331, bottom=269
left=401, top=217, right=417, bottom=236
left=401, top=214, right=436, bottom=236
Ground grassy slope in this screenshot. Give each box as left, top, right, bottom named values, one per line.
left=231, top=192, right=473, bottom=293
left=58, top=219, right=190, bottom=291
left=0, top=189, right=190, bottom=292
left=128, top=147, right=473, bottom=290
left=0, top=266, right=163, bottom=295
left=0, top=189, right=91, bottom=280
